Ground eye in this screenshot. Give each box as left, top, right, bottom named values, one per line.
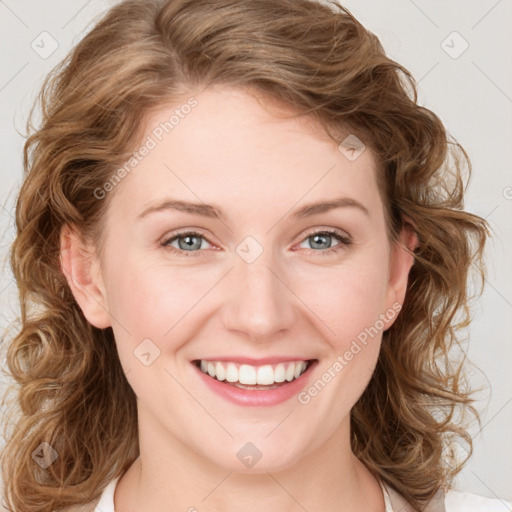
left=296, top=228, right=352, bottom=256
left=161, top=231, right=214, bottom=257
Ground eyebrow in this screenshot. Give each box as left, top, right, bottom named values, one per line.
left=137, top=196, right=369, bottom=221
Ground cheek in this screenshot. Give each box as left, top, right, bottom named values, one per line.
left=102, top=257, right=205, bottom=359
left=293, top=263, right=388, bottom=427
left=294, top=255, right=390, bottom=346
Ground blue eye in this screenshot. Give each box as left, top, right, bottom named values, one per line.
left=298, top=229, right=352, bottom=256
left=162, top=231, right=212, bottom=255
left=161, top=229, right=352, bottom=257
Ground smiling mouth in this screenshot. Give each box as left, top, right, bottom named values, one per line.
left=192, top=359, right=317, bottom=390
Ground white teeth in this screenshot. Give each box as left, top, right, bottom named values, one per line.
left=197, top=360, right=309, bottom=385
left=274, top=363, right=286, bottom=383
left=225, top=363, right=238, bottom=383
left=239, top=364, right=257, bottom=385
left=215, top=362, right=226, bottom=381
left=285, top=363, right=295, bottom=382
left=256, top=365, right=274, bottom=385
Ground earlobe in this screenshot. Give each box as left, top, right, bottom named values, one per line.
left=59, top=224, right=112, bottom=329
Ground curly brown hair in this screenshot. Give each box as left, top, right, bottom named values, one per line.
left=0, top=0, right=489, bottom=510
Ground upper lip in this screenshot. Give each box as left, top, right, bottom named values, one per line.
left=193, top=357, right=316, bottom=365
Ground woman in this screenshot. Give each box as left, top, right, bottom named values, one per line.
left=1, top=0, right=508, bottom=511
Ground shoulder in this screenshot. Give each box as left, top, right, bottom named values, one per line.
left=445, top=489, right=512, bottom=511
left=383, top=481, right=510, bottom=512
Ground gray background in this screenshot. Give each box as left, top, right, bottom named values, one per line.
left=1, top=0, right=511, bottom=504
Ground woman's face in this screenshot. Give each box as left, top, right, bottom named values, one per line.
left=63, top=85, right=414, bottom=473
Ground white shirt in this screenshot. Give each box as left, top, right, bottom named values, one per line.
left=94, top=475, right=511, bottom=511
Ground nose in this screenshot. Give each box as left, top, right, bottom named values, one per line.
left=220, top=244, right=297, bottom=342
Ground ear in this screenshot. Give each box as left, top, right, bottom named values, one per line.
left=385, top=219, right=419, bottom=317
left=59, top=224, right=111, bottom=329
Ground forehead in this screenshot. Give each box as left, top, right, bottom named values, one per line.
left=107, top=86, right=382, bottom=222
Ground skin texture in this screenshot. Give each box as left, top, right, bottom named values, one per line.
left=60, top=85, right=417, bottom=512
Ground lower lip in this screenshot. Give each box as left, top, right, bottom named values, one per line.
left=192, top=361, right=317, bottom=407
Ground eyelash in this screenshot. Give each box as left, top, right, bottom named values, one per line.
left=160, top=228, right=352, bottom=258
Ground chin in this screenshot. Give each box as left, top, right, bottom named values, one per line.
left=202, top=439, right=307, bottom=474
